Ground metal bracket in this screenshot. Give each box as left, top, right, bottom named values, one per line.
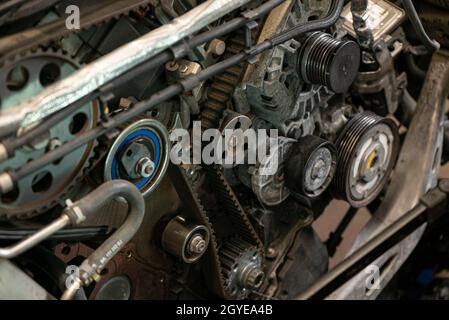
left=244, top=20, right=258, bottom=49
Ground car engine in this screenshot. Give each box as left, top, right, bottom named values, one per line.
left=0, top=0, right=448, bottom=300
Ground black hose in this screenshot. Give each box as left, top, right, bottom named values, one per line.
left=405, top=53, right=426, bottom=81
left=9, top=0, right=345, bottom=186
left=325, top=207, right=358, bottom=257
left=0, top=226, right=110, bottom=241
left=0, top=0, right=28, bottom=14
left=401, top=0, right=440, bottom=51
left=4, top=94, right=94, bottom=155
left=63, top=180, right=145, bottom=285
left=270, top=0, right=344, bottom=46
left=351, top=0, right=368, bottom=12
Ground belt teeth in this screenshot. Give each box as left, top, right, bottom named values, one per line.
left=227, top=66, right=243, bottom=77
left=211, top=82, right=234, bottom=94
left=201, top=110, right=220, bottom=122
left=219, top=73, right=239, bottom=86
left=208, top=90, right=230, bottom=102
left=205, top=100, right=225, bottom=111
left=200, top=34, right=245, bottom=130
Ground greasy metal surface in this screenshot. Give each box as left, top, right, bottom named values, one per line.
left=0, top=0, right=252, bottom=134
left=55, top=242, right=172, bottom=299
left=329, top=50, right=449, bottom=299
left=341, top=0, right=405, bottom=43
left=297, top=201, right=429, bottom=299
left=298, top=182, right=449, bottom=299
left=262, top=216, right=315, bottom=298
left=0, top=259, right=53, bottom=300
left=240, top=0, right=293, bottom=83
left=352, top=45, right=406, bottom=115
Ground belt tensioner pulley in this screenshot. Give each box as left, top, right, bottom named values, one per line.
left=104, top=119, right=170, bottom=196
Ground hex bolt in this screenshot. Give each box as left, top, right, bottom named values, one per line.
left=238, top=263, right=265, bottom=290
left=48, top=138, right=62, bottom=151
left=439, top=179, right=449, bottom=193
left=135, top=157, right=155, bottom=178
left=208, top=39, right=226, bottom=56
left=267, top=247, right=277, bottom=259
left=187, top=234, right=207, bottom=255
left=179, top=64, right=189, bottom=74
left=165, top=61, right=179, bottom=72
left=311, top=158, right=326, bottom=180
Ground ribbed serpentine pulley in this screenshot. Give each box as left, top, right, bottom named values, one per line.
left=298, top=32, right=361, bottom=93
left=333, top=112, right=399, bottom=208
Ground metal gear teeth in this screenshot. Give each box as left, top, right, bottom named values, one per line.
left=0, top=0, right=152, bottom=64
left=0, top=47, right=99, bottom=219
left=220, top=238, right=256, bottom=274
left=202, top=166, right=266, bottom=298
left=219, top=237, right=262, bottom=298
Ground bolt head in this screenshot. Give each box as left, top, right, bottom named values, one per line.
left=267, top=247, right=277, bottom=259
left=188, top=234, right=207, bottom=254
left=179, top=64, right=189, bottom=73
left=209, top=39, right=226, bottom=56
left=439, top=179, right=449, bottom=193
left=135, top=157, right=155, bottom=178
left=245, top=267, right=265, bottom=289
left=48, top=138, right=62, bottom=151
left=165, top=61, right=179, bottom=72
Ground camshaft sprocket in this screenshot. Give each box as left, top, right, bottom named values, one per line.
left=0, top=48, right=98, bottom=218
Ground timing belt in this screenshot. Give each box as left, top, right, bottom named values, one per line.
left=167, top=163, right=228, bottom=298
left=200, top=31, right=249, bottom=130
left=168, top=164, right=264, bottom=298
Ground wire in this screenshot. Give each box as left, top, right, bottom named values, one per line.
left=401, top=0, right=440, bottom=52
left=0, top=226, right=110, bottom=241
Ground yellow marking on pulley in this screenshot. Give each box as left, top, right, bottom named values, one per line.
left=367, top=151, right=378, bottom=169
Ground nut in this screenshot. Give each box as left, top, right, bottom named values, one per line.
left=188, top=234, right=207, bottom=254
left=135, top=157, right=155, bottom=178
